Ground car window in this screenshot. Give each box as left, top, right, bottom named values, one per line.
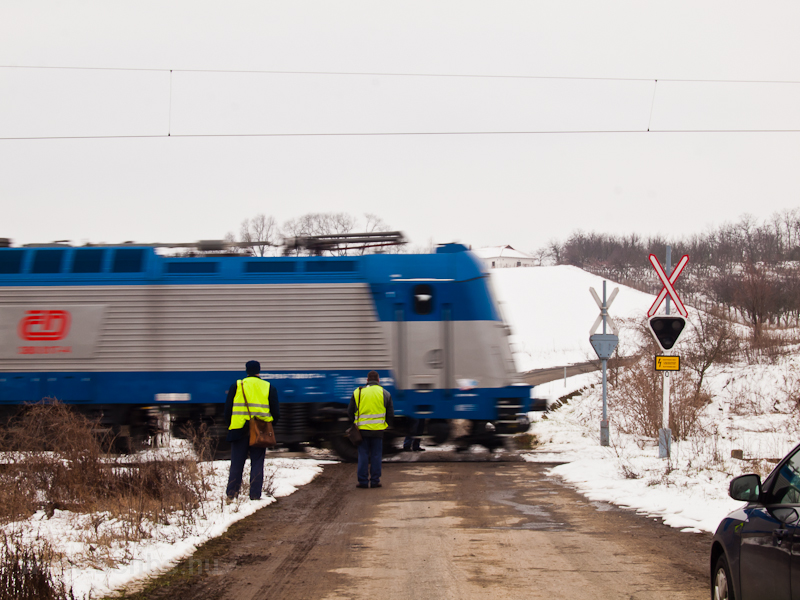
left=771, top=449, right=800, bottom=505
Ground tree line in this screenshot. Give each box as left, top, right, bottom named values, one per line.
left=224, top=212, right=434, bottom=257
left=538, top=209, right=800, bottom=337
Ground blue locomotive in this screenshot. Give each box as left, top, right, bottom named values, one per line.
left=0, top=237, right=532, bottom=458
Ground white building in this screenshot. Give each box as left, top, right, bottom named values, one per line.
left=472, top=245, right=537, bottom=269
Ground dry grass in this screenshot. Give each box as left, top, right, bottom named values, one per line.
left=0, top=534, right=76, bottom=600
left=511, top=433, right=540, bottom=450
left=743, top=329, right=800, bottom=365
left=0, top=400, right=210, bottom=531
left=608, top=318, right=718, bottom=441
left=0, top=400, right=225, bottom=596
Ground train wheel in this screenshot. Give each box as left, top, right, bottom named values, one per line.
left=329, top=434, right=359, bottom=462
left=428, top=419, right=451, bottom=445
left=382, top=433, right=402, bottom=455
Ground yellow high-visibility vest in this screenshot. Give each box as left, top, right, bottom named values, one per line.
left=353, top=385, right=388, bottom=431
left=229, top=377, right=272, bottom=430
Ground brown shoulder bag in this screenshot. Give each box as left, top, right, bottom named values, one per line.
left=241, top=380, right=276, bottom=448
left=345, top=387, right=363, bottom=446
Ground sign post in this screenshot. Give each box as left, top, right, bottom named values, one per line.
left=646, top=246, right=689, bottom=459
left=589, top=280, right=619, bottom=447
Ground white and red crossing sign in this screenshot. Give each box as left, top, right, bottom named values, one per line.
left=647, top=253, right=689, bottom=318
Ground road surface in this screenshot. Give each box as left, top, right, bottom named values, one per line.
left=120, top=458, right=711, bottom=600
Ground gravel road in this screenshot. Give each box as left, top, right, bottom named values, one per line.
left=124, top=458, right=712, bottom=600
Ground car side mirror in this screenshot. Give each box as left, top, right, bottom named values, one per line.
left=730, top=474, right=761, bottom=502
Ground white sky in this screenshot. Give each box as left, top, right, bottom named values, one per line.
left=2, top=1, right=800, bottom=251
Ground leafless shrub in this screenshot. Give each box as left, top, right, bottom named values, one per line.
left=743, top=329, right=799, bottom=365
left=610, top=318, right=713, bottom=441
left=0, top=534, right=75, bottom=600
left=611, top=355, right=663, bottom=438
left=746, top=458, right=779, bottom=481
left=684, top=310, right=740, bottom=391
left=0, top=400, right=206, bottom=536
left=668, top=374, right=711, bottom=442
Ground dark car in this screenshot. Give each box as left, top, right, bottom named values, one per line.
left=710, top=441, right=800, bottom=600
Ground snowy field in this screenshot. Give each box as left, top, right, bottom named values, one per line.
left=490, top=265, right=800, bottom=535
left=490, top=265, right=655, bottom=371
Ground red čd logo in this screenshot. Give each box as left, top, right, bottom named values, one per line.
left=18, top=310, right=72, bottom=341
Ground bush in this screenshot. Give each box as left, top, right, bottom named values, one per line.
left=0, top=399, right=208, bottom=531
left=0, top=535, right=75, bottom=600
left=610, top=318, right=714, bottom=441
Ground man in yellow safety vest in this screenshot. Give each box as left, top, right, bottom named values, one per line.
left=224, top=360, right=279, bottom=503
left=347, top=370, right=393, bottom=488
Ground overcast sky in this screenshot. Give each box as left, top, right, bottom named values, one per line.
left=2, top=1, right=799, bottom=252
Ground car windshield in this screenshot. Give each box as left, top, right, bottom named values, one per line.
left=771, top=449, right=800, bottom=505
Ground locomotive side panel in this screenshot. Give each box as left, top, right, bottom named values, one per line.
left=0, top=283, right=390, bottom=374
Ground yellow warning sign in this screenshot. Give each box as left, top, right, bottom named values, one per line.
left=655, top=356, right=680, bottom=371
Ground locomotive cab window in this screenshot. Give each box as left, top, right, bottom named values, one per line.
left=413, top=284, right=434, bottom=315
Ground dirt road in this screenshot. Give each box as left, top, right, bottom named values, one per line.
left=123, top=458, right=712, bottom=600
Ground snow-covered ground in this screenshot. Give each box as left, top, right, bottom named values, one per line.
left=490, top=266, right=654, bottom=371
left=2, top=454, right=332, bottom=599
left=490, top=265, right=800, bottom=535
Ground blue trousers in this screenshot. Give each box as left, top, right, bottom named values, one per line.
left=226, top=436, right=267, bottom=500
left=357, top=436, right=383, bottom=486
left=403, top=418, right=425, bottom=450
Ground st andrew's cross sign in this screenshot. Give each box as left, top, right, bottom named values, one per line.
left=647, top=253, right=689, bottom=318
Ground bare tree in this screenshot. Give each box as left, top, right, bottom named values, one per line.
left=281, top=212, right=400, bottom=256
left=683, top=310, right=739, bottom=400
left=240, top=214, right=278, bottom=257
left=223, top=231, right=248, bottom=254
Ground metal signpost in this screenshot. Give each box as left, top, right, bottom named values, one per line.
left=646, top=247, right=689, bottom=459
left=589, top=281, right=619, bottom=447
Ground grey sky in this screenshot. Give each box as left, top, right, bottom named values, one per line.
left=2, top=1, right=799, bottom=252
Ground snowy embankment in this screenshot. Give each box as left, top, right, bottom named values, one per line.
left=490, top=265, right=800, bottom=535
left=2, top=454, right=331, bottom=599
left=490, top=265, right=654, bottom=372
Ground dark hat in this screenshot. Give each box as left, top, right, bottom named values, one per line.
left=246, top=360, right=261, bottom=375
left=367, top=370, right=380, bottom=382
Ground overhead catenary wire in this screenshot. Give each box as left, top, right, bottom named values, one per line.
left=3, top=130, right=800, bottom=142
left=3, top=63, right=800, bottom=84
left=3, top=65, right=800, bottom=140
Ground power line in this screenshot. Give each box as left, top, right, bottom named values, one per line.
left=2, top=129, right=800, bottom=142
left=3, top=64, right=800, bottom=85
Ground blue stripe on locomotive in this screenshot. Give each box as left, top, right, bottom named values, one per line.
left=0, top=370, right=524, bottom=420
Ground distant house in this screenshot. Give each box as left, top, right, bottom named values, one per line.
left=472, top=245, right=536, bottom=269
